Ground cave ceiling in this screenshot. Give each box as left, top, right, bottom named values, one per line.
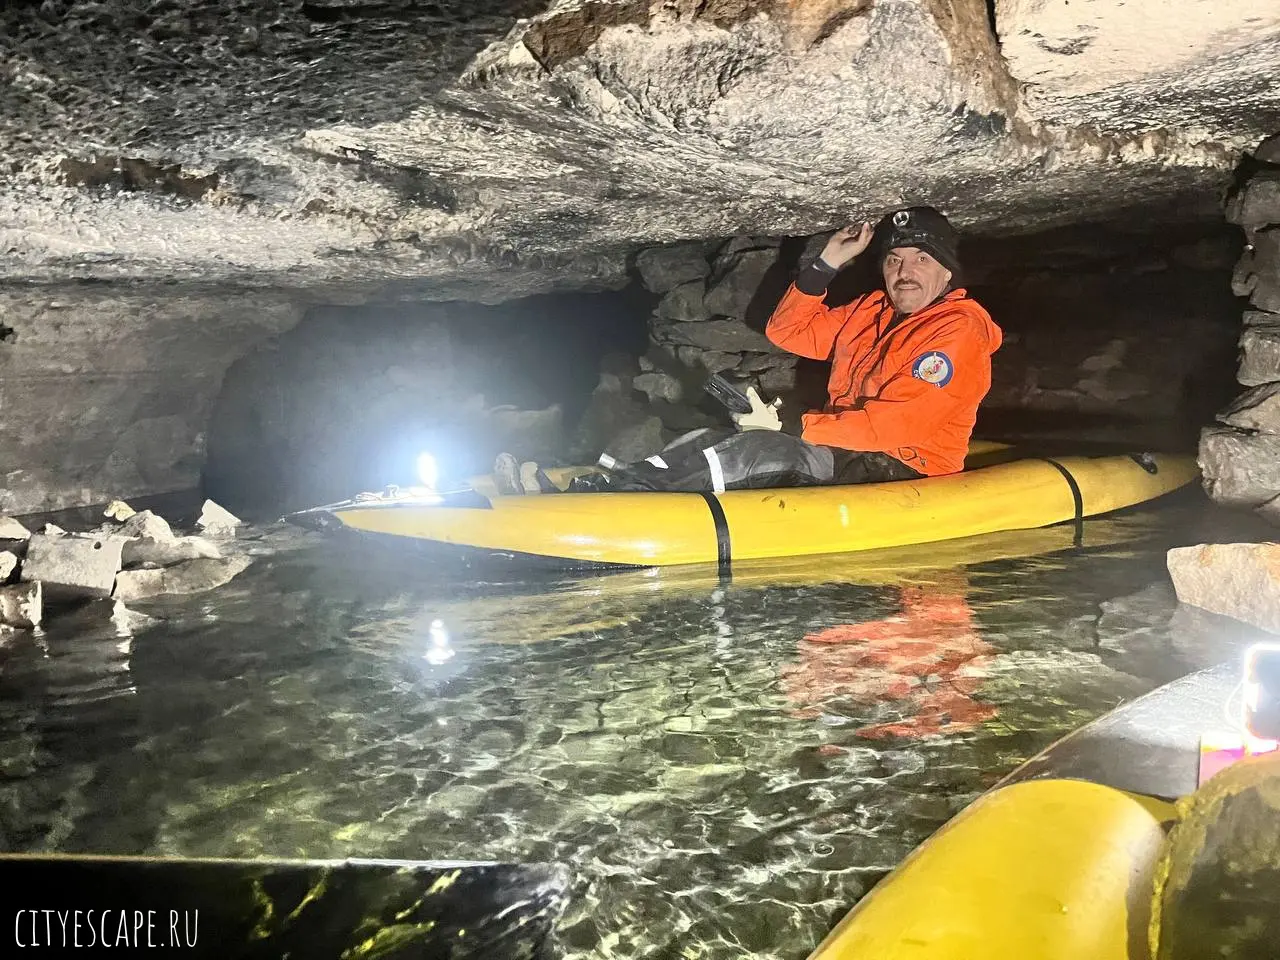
left=1, top=0, right=1278, bottom=302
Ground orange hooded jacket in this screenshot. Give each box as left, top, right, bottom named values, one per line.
left=766, top=285, right=1002, bottom=476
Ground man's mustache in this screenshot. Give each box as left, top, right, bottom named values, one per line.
left=894, top=280, right=920, bottom=289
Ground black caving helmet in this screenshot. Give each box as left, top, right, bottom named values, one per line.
left=871, top=206, right=962, bottom=285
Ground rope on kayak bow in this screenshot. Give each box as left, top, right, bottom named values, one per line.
left=1038, top=458, right=1084, bottom=546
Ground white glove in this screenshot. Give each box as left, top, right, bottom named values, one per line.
left=732, top=386, right=783, bottom=432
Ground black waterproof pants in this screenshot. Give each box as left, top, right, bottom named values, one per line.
left=612, top=429, right=923, bottom=493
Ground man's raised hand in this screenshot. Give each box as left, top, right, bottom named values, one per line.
left=818, top=222, right=874, bottom=270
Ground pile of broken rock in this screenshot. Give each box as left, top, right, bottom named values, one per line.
left=0, top=499, right=252, bottom=632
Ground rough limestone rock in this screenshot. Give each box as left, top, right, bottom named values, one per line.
left=1233, top=250, right=1260, bottom=298
left=1243, top=230, right=1280, bottom=313
left=1238, top=325, right=1280, bottom=387
left=0, top=517, right=31, bottom=541
left=0, top=582, right=41, bottom=629
left=660, top=319, right=775, bottom=354
left=3, top=0, right=1274, bottom=298
left=634, top=245, right=712, bottom=294
left=103, top=500, right=136, bottom=521
left=1259, top=133, right=1280, bottom=165
left=602, top=418, right=667, bottom=465
left=570, top=382, right=653, bottom=463
left=122, top=536, right=221, bottom=569
left=655, top=281, right=711, bottom=323
left=196, top=500, right=241, bottom=540
left=1227, top=172, right=1280, bottom=230
left=114, top=556, right=252, bottom=602
left=1166, top=543, right=1280, bottom=633
left=1219, top=383, right=1280, bottom=433
left=20, top=533, right=126, bottom=599
left=1254, top=285, right=1280, bottom=316
left=1152, top=751, right=1280, bottom=960
left=118, top=510, right=175, bottom=541
left=1244, top=310, right=1280, bottom=329
left=694, top=350, right=740, bottom=374
left=703, top=248, right=779, bottom=320
left=0, top=291, right=304, bottom=515
left=760, top=365, right=800, bottom=394
left=633, top=372, right=684, bottom=405
left=739, top=352, right=795, bottom=373
left=1199, top=428, right=1280, bottom=507
left=1256, top=494, right=1280, bottom=529
left=0, top=551, right=18, bottom=583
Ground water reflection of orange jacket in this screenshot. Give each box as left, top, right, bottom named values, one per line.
left=780, top=578, right=997, bottom=739
left=766, top=287, right=1002, bottom=476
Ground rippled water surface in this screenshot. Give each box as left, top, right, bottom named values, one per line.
left=0, top=500, right=1258, bottom=958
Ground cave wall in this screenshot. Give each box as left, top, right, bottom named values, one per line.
left=1200, top=135, right=1280, bottom=512
left=0, top=288, right=301, bottom=515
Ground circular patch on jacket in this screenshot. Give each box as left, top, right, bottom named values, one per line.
left=893, top=210, right=911, bottom=227
left=912, top=351, right=953, bottom=386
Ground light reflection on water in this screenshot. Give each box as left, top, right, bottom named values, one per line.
left=0, top=502, right=1257, bottom=958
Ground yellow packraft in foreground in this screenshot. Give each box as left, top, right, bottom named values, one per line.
left=807, top=660, right=1265, bottom=959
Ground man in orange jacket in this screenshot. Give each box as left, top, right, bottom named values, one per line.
left=588, top=205, right=1002, bottom=492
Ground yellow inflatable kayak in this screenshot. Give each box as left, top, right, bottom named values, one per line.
left=288, top=444, right=1198, bottom=568
left=806, top=661, right=1251, bottom=960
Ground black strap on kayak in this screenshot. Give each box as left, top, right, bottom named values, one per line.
left=1039, top=457, right=1084, bottom=546
left=699, top=492, right=733, bottom=578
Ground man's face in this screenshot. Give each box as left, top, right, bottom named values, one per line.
left=882, top=246, right=953, bottom=314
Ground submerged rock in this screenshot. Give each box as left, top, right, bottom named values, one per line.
left=1167, top=543, right=1280, bottom=633
left=0, top=581, right=41, bottom=629
left=20, top=533, right=125, bottom=599
left=114, top=556, right=252, bottom=602
left=53, top=597, right=160, bottom=634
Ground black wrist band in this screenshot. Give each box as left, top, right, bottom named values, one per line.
left=796, top=261, right=835, bottom=296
